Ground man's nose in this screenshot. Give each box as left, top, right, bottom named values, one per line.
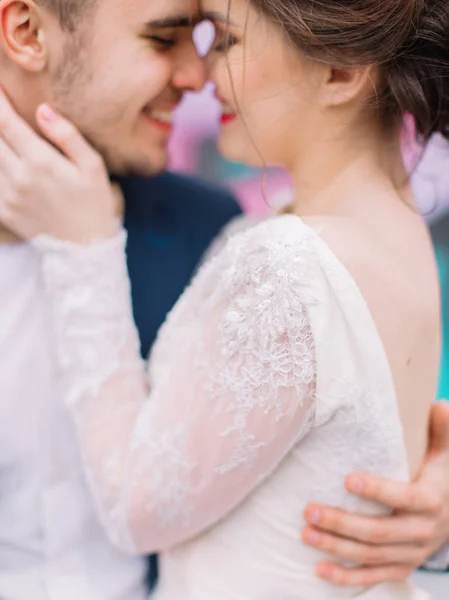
left=172, top=44, right=207, bottom=93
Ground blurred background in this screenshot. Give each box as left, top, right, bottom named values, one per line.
left=166, top=24, right=449, bottom=399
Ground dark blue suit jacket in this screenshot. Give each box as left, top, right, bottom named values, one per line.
left=121, top=171, right=242, bottom=588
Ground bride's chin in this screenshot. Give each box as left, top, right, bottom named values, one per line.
left=217, top=135, right=263, bottom=169
left=217, top=134, right=238, bottom=162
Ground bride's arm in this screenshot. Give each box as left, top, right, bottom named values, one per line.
left=0, top=97, right=318, bottom=554
left=33, top=227, right=317, bottom=553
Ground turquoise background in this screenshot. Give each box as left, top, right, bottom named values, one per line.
left=436, top=246, right=449, bottom=399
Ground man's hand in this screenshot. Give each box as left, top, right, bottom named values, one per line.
left=302, top=401, right=449, bottom=586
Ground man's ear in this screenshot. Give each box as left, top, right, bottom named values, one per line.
left=0, top=1, right=48, bottom=71
left=320, top=63, right=377, bottom=109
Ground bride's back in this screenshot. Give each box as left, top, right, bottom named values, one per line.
left=304, top=193, right=441, bottom=476
left=156, top=212, right=431, bottom=600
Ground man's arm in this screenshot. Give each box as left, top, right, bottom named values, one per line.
left=302, top=402, right=449, bottom=586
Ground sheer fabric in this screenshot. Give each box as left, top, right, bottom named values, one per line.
left=33, top=217, right=318, bottom=552
left=33, top=215, right=428, bottom=598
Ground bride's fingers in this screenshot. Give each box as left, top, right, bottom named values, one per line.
left=0, top=88, right=103, bottom=176
left=0, top=87, right=56, bottom=159
left=36, top=104, right=105, bottom=173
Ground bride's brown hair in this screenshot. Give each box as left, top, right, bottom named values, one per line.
left=246, top=0, right=449, bottom=141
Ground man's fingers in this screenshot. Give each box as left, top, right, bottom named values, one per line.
left=344, top=474, right=441, bottom=513
left=36, top=105, right=103, bottom=172
left=0, top=171, right=18, bottom=228
left=428, top=401, right=449, bottom=456
left=0, top=137, right=22, bottom=175
left=303, top=505, right=437, bottom=546
left=302, top=526, right=425, bottom=566
left=315, top=561, right=413, bottom=587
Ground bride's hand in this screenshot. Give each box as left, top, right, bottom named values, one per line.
left=0, top=89, right=117, bottom=244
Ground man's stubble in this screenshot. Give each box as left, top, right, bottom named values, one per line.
left=50, top=34, right=164, bottom=177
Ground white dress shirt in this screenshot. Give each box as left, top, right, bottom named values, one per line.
left=0, top=242, right=148, bottom=600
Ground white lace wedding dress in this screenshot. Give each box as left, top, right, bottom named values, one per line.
left=33, top=214, right=428, bottom=599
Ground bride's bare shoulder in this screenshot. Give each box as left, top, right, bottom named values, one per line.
left=299, top=215, right=377, bottom=267
left=301, top=213, right=439, bottom=318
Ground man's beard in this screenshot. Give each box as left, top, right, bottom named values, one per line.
left=52, top=39, right=165, bottom=179
left=87, top=133, right=163, bottom=178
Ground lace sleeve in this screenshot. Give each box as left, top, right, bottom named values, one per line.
left=424, top=541, right=449, bottom=571
left=199, top=213, right=262, bottom=265
left=33, top=225, right=317, bottom=554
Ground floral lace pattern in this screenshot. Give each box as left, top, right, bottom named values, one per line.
left=33, top=219, right=319, bottom=553
left=32, top=215, right=420, bottom=598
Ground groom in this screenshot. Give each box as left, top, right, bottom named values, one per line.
left=0, top=1, right=447, bottom=599
left=0, top=0, right=239, bottom=598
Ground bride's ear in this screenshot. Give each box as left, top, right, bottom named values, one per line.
left=0, top=1, right=49, bottom=72
left=320, top=63, right=377, bottom=109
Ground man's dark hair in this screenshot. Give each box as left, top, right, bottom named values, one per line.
left=36, top=0, right=96, bottom=31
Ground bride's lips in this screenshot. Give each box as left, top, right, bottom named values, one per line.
left=215, top=93, right=237, bottom=125
left=221, top=113, right=237, bottom=125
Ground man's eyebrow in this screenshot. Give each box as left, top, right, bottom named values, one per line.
left=201, top=11, right=237, bottom=26
left=144, top=14, right=200, bottom=29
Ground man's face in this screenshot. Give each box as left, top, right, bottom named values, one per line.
left=47, top=0, right=205, bottom=175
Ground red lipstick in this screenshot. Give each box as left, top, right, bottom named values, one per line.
left=220, top=113, right=237, bottom=125
left=215, top=93, right=237, bottom=126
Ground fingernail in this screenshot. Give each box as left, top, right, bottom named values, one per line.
left=317, top=563, right=333, bottom=578
left=348, top=476, right=364, bottom=494
left=307, top=508, right=321, bottom=524
left=304, top=529, right=321, bottom=546
left=38, top=104, right=57, bottom=123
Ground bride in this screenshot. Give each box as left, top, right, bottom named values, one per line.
left=0, top=0, right=447, bottom=597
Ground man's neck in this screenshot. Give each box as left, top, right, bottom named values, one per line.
left=0, top=224, right=21, bottom=245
